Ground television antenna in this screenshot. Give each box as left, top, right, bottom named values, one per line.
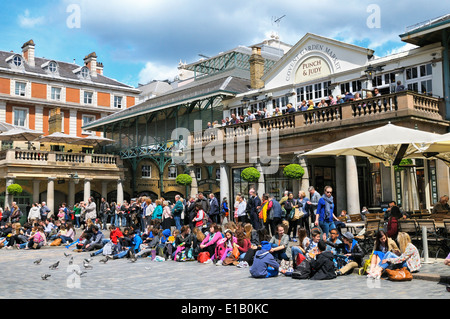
left=270, top=15, right=285, bottom=49
left=272, top=15, right=286, bottom=27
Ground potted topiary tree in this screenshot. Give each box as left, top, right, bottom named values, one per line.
left=283, top=164, right=305, bottom=180
left=241, top=167, right=261, bottom=183
left=176, top=174, right=193, bottom=199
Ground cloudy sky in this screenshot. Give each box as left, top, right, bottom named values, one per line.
left=0, top=1, right=448, bottom=87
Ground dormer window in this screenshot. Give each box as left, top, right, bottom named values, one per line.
left=48, top=61, right=58, bottom=73
left=81, top=67, right=90, bottom=79
left=13, top=55, right=23, bottom=67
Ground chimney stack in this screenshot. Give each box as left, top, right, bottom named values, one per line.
left=96, top=62, right=104, bottom=75
left=48, top=108, right=62, bottom=134
left=249, top=46, right=265, bottom=89
left=22, top=39, right=36, bottom=67
left=84, top=52, right=98, bottom=77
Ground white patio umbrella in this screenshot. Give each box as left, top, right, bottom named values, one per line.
left=414, top=132, right=450, bottom=166
left=0, top=127, right=43, bottom=142
left=303, top=123, right=441, bottom=166
left=37, top=132, right=82, bottom=144
left=69, top=135, right=115, bottom=147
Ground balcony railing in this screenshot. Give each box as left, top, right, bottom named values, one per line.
left=190, top=91, right=445, bottom=144
left=0, top=149, right=121, bottom=168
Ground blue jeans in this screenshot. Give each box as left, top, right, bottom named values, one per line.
left=379, top=251, right=408, bottom=270
left=174, top=215, right=182, bottom=231
left=270, top=243, right=289, bottom=261
left=291, top=246, right=305, bottom=263
left=319, top=220, right=336, bottom=237
left=60, top=236, right=73, bottom=244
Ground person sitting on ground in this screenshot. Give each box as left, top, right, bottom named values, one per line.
left=268, top=224, right=290, bottom=268
left=309, top=239, right=337, bottom=280
left=291, top=227, right=310, bottom=268
left=114, top=230, right=143, bottom=259
left=329, top=231, right=365, bottom=276
left=249, top=241, right=280, bottom=278
left=81, top=226, right=104, bottom=252
left=173, top=226, right=192, bottom=261
left=366, top=230, right=400, bottom=278
left=135, top=228, right=161, bottom=258
left=214, top=229, right=237, bottom=265
left=234, top=228, right=251, bottom=262
left=199, top=223, right=222, bottom=262
left=305, top=227, right=322, bottom=260
left=375, top=232, right=421, bottom=277
left=91, top=224, right=124, bottom=257
left=325, top=228, right=343, bottom=256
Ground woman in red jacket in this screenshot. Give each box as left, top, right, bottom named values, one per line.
left=386, top=206, right=403, bottom=240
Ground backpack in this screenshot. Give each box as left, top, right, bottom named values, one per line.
left=292, top=260, right=312, bottom=280
left=197, top=251, right=210, bottom=263
left=284, top=200, right=293, bottom=212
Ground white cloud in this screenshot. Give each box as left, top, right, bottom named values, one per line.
left=18, top=9, right=45, bottom=28
left=385, top=43, right=419, bottom=56
left=138, top=61, right=178, bottom=84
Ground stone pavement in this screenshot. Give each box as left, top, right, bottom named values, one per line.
left=0, top=242, right=449, bottom=300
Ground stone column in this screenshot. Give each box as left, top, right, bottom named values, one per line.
left=5, top=177, right=15, bottom=209
left=68, top=180, right=75, bottom=208
left=297, top=154, right=310, bottom=195
left=116, top=179, right=124, bottom=204
left=335, top=156, right=347, bottom=214
left=345, top=156, right=360, bottom=215
left=254, top=161, right=265, bottom=198
left=83, top=178, right=92, bottom=203
left=218, top=161, right=230, bottom=203
left=188, top=166, right=198, bottom=198
left=47, top=177, right=55, bottom=218
left=33, top=180, right=40, bottom=204
left=101, top=181, right=108, bottom=200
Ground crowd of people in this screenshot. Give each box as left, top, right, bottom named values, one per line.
left=205, top=86, right=398, bottom=129
left=1, top=181, right=447, bottom=280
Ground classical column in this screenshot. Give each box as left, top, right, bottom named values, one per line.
left=116, top=179, right=124, bottom=204
left=68, top=180, right=75, bottom=208
left=33, top=180, right=40, bottom=204
left=345, top=156, right=360, bottom=215
left=188, top=166, right=198, bottom=198
left=296, top=153, right=310, bottom=194
left=5, top=177, right=15, bottom=209
left=83, top=178, right=92, bottom=203
left=335, top=156, right=347, bottom=214
left=218, top=161, right=230, bottom=203
left=254, top=161, right=265, bottom=198
left=47, top=177, right=55, bottom=218
left=101, top=181, right=108, bottom=200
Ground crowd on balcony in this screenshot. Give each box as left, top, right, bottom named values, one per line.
left=2, top=181, right=447, bottom=281
left=209, top=85, right=397, bottom=129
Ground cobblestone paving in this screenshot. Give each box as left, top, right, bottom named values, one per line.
left=0, top=247, right=449, bottom=299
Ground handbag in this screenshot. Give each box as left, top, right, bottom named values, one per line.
left=232, top=246, right=240, bottom=260
left=292, top=208, right=304, bottom=221
left=385, top=267, right=413, bottom=281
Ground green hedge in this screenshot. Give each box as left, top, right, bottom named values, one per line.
left=176, top=174, right=193, bottom=186
left=7, top=184, right=23, bottom=196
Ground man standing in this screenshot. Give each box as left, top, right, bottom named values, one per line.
left=40, top=201, right=51, bottom=222
left=246, top=188, right=261, bottom=230
left=172, top=195, right=184, bottom=230
left=99, top=197, right=110, bottom=230
left=208, top=193, right=220, bottom=224
left=307, top=186, right=321, bottom=228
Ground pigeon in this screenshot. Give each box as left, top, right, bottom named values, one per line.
left=73, top=269, right=87, bottom=277
left=99, top=258, right=108, bottom=264
left=34, top=259, right=42, bottom=265
left=84, top=258, right=93, bottom=263
left=68, top=257, right=74, bottom=265
left=49, top=261, right=60, bottom=270
left=41, top=274, right=51, bottom=280
left=130, top=256, right=137, bottom=263
left=83, top=262, right=93, bottom=270
left=64, top=252, right=72, bottom=258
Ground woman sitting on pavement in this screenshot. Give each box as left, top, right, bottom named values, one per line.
left=199, top=223, right=223, bottom=263
left=173, top=226, right=192, bottom=261
left=268, top=224, right=290, bottom=268
left=291, top=227, right=311, bottom=267
left=371, top=232, right=421, bottom=278
left=214, top=229, right=237, bottom=265
left=366, top=230, right=400, bottom=278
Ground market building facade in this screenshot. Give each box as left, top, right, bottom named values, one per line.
left=84, top=16, right=450, bottom=214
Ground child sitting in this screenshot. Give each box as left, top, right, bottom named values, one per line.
left=249, top=241, right=280, bottom=278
